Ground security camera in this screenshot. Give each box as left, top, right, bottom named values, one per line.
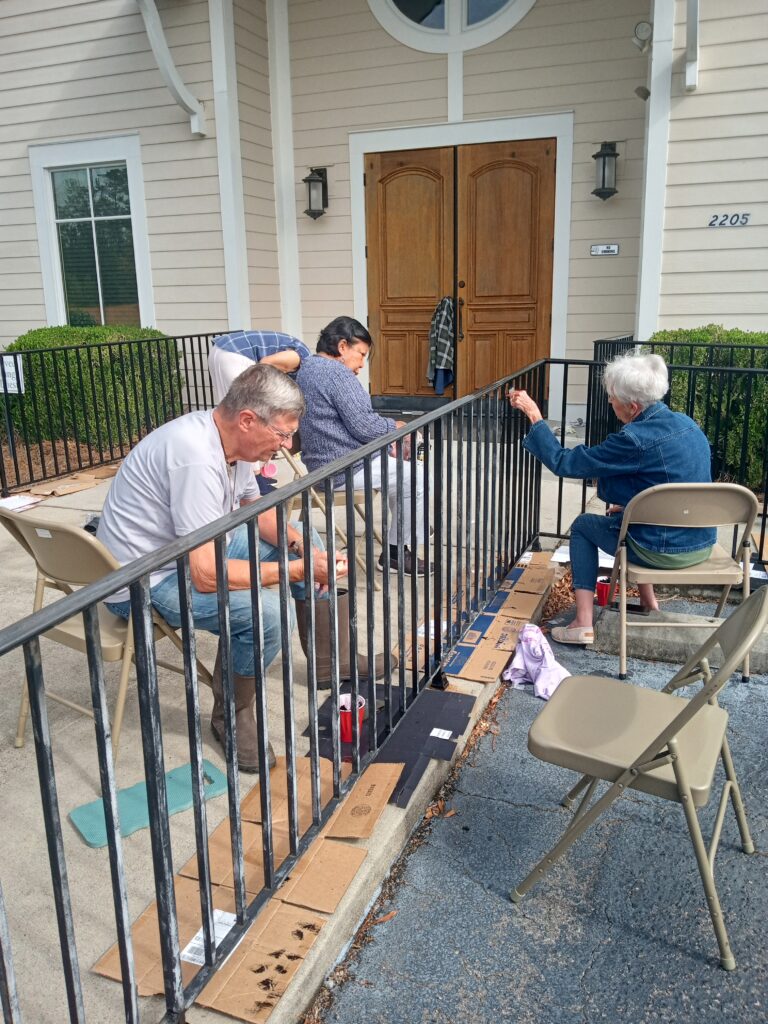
left=632, top=21, right=653, bottom=53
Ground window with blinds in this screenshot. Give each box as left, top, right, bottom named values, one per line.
left=51, top=163, right=140, bottom=327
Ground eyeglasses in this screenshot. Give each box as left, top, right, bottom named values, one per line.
left=263, top=420, right=296, bottom=445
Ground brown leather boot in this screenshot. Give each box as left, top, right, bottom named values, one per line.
left=210, top=649, right=276, bottom=774
left=294, top=591, right=396, bottom=689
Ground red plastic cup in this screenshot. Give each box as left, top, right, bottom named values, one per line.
left=595, top=578, right=611, bottom=606
left=339, top=695, right=365, bottom=743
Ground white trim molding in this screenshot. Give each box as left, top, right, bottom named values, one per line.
left=137, top=0, right=206, bottom=136
left=267, top=0, right=303, bottom=339
left=635, top=0, right=674, bottom=341
left=28, top=134, right=156, bottom=328
left=685, top=0, right=699, bottom=91
left=367, top=0, right=537, bottom=53
left=210, top=0, right=251, bottom=330
left=349, top=112, right=574, bottom=410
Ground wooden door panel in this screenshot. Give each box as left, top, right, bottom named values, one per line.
left=456, top=139, right=555, bottom=398
left=365, top=148, right=454, bottom=397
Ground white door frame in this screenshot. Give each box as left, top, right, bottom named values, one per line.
left=349, top=111, right=574, bottom=409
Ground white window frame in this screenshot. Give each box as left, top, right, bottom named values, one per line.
left=367, top=0, right=537, bottom=52
left=29, top=135, right=155, bottom=328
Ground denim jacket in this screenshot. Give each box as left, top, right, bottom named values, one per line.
left=523, top=402, right=716, bottom=553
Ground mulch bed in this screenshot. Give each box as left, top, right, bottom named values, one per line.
left=1, top=438, right=126, bottom=490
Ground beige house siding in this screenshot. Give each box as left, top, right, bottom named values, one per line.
left=235, top=0, right=282, bottom=328
left=289, top=0, right=447, bottom=343
left=0, top=0, right=228, bottom=348
left=659, top=0, right=768, bottom=333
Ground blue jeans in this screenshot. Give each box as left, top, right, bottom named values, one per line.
left=569, top=513, right=653, bottom=593
left=106, top=523, right=319, bottom=677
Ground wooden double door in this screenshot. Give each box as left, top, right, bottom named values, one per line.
left=365, top=139, right=556, bottom=399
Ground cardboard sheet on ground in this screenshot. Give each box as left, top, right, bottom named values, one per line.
left=514, top=568, right=556, bottom=594
left=240, top=755, right=350, bottom=831
left=497, top=589, right=544, bottom=619
left=195, top=901, right=325, bottom=1023
left=278, top=837, right=367, bottom=914
left=371, top=688, right=476, bottom=807
left=324, top=761, right=404, bottom=839
left=94, top=874, right=240, bottom=996
left=178, top=816, right=290, bottom=897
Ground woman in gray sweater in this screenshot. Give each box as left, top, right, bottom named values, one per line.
left=297, top=316, right=426, bottom=577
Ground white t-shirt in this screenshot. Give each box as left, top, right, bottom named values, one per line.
left=97, top=410, right=261, bottom=602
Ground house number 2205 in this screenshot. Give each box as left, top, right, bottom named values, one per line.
left=708, top=213, right=751, bottom=227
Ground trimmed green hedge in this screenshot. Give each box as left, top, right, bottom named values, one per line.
left=648, top=324, right=768, bottom=490
left=4, top=326, right=183, bottom=446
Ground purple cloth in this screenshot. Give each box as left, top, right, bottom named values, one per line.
left=502, top=624, right=570, bottom=701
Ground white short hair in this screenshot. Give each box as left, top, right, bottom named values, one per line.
left=603, top=352, right=669, bottom=409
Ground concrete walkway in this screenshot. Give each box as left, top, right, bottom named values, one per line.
left=309, top=632, right=768, bottom=1024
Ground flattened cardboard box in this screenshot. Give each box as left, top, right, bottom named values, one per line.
left=240, top=755, right=350, bottom=831
left=178, top=815, right=290, bottom=897
left=325, top=761, right=404, bottom=840
left=196, top=901, right=326, bottom=1023
left=514, top=568, right=556, bottom=595
left=517, top=550, right=555, bottom=569
left=94, top=873, right=240, bottom=996
left=456, top=643, right=511, bottom=684
left=498, top=589, right=544, bottom=620
left=278, top=837, right=367, bottom=914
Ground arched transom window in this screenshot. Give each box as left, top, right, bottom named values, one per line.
left=368, top=0, right=537, bottom=52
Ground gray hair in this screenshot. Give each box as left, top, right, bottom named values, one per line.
left=218, top=362, right=305, bottom=420
left=602, top=352, right=669, bottom=409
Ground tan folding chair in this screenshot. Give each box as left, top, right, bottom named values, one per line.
left=0, top=508, right=212, bottom=758
left=279, top=449, right=383, bottom=591
left=512, top=585, right=768, bottom=971
left=605, top=483, right=758, bottom=679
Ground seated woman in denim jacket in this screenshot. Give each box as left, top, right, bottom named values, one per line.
left=509, top=352, right=715, bottom=645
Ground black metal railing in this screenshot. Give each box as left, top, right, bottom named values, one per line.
left=0, top=334, right=218, bottom=496
left=588, top=337, right=768, bottom=558
left=0, top=361, right=547, bottom=1023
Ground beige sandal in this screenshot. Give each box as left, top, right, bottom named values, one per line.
left=551, top=625, right=595, bottom=645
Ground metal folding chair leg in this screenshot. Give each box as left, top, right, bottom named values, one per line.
left=511, top=778, right=625, bottom=903
left=670, top=738, right=736, bottom=970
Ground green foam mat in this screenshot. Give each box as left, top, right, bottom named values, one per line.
left=68, top=760, right=227, bottom=848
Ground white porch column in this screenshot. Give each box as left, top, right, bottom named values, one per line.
left=635, top=0, right=674, bottom=342
left=267, top=0, right=303, bottom=339
left=210, top=0, right=251, bottom=329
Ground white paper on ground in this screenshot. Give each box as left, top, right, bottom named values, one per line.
left=552, top=544, right=614, bottom=570
left=0, top=494, right=44, bottom=512
left=180, top=909, right=236, bottom=966
left=430, top=727, right=452, bottom=740
left=750, top=568, right=768, bottom=581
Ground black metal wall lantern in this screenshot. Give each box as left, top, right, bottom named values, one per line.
left=591, top=142, right=619, bottom=201
left=302, top=167, right=328, bottom=219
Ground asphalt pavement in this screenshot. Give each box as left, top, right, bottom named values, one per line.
left=313, top=602, right=768, bottom=1024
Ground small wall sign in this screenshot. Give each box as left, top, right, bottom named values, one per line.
left=708, top=213, right=751, bottom=227
left=0, top=355, right=24, bottom=394
left=590, top=243, right=619, bottom=256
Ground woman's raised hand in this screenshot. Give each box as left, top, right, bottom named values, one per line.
left=508, top=389, right=543, bottom=425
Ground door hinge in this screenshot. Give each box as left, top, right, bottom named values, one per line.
left=365, top=245, right=368, bottom=258
left=363, top=172, right=367, bottom=187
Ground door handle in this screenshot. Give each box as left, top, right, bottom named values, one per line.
left=457, top=296, right=464, bottom=341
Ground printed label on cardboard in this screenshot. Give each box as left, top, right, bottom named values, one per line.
left=325, top=762, right=404, bottom=839
left=483, top=615, right=527, bottom=643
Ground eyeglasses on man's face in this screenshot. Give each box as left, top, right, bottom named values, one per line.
left=263, top=419, right=296, bottom=445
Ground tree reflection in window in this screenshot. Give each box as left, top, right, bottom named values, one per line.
left=51, top=163, right=139, bottom=326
